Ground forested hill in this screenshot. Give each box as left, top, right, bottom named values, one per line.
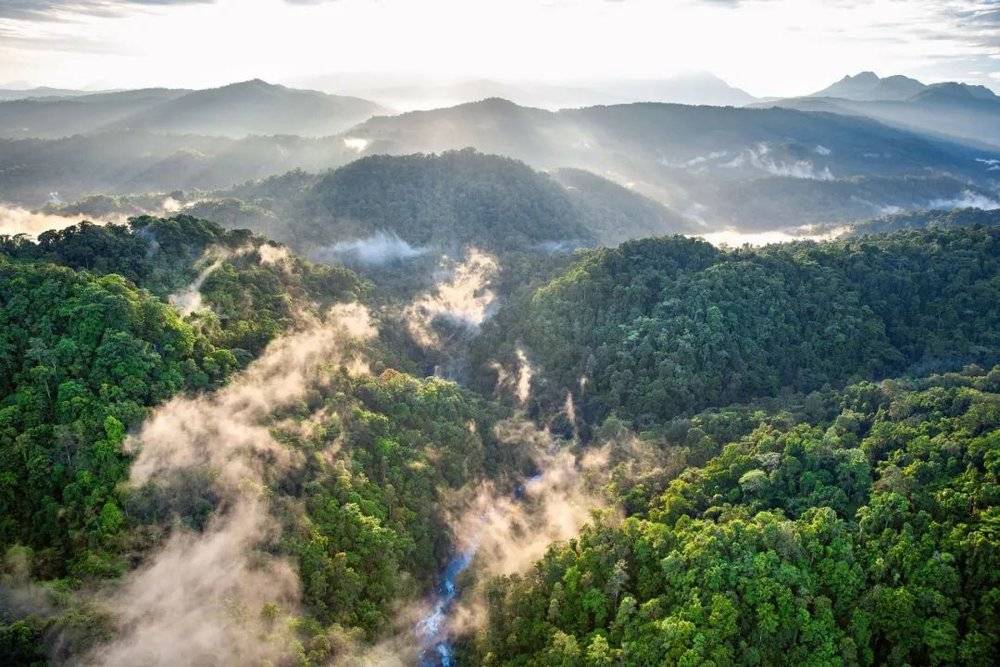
left=475, top=226, right=1000, bottom=427
left=216, top=150, right=694, bottom=254
left=0, top=215, right=508, bottom=663
left=0, top=213, right=998, bottom=665
left=296, top=150, right=593, bottom=251
left=473, top=366, right=1000, bottom=665
left=0, top=215, right=364, bottom=357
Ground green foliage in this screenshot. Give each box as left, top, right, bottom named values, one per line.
left=0, top=257, right=236, bottom=577
left=297, top=149, right=593, bottom=252
left=1, top=215, right=365, bottom=357
left=271, top=369, right=505, bottom=645
left=482, top=227, right=1000, bottom=426
left=475, top=369, right=1000, bottom=666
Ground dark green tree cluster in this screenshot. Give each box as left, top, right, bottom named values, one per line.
left=0, top=216, right=367, bottom=664
left=257, top=369, right=528, bottom=662
left=1, top=215, right=365, bottom=357
left=298, top=149, right=593, bottom=252
left=474, top=367, right=1000, bottom=666
left=480, top=227, right=999, bottom=427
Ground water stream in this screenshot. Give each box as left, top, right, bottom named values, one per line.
left=415, top=548, right=476, bottom=666
left=414, top=474, right=543, bottom=666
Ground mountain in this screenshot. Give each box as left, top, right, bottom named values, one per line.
left=0, top=86, right=97, bottom=102
left=0, top=131, right=358, bottom=204
left=0, top=88, right=190, bottom=138
left=551, top=167, right=698, bottom=242
left=303, top=72, right=757, bottom=110
left=810, top=71, right=926, bottom=101
left=349, top=97, right=996, bottom=182
left=0, top=79, right=385, bottom=139
left=1, top=97, right=997, bottom=230
left=347, top=98, right=999, bottom=227
left=764, top=73, right=1000, bottom=148
left=107, top=79, right=386, bottom=138
left=200, top=151, right=692, bottom=254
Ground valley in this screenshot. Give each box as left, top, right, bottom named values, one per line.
left=0, top=3, right=999, bottom=664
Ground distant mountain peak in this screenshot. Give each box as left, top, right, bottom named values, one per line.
left=222, top=78, right=280, bottom=90
left=847, top=71, right=879, bottom=83
left=812, top=71, right=925, bottom=101
left=914, top=81, right=998, bottom=104
left=465, top=97, right=528, bottom=111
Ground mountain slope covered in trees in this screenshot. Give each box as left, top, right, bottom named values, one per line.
left=0, top=216, right=997, bottom=666
left=475, top=227, right=1000, bottom=427
left=473, top=368, right=1000, bottom=665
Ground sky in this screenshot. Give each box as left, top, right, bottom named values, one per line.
left=0, top=0, right=997, bottom=98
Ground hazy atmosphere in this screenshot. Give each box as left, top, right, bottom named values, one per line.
left=3, top=0, right=999, bottom=97
left=1, top=1, right=999, bottom=666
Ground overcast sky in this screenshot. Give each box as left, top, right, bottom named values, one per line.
left=0, top=0, right=997, bottom=97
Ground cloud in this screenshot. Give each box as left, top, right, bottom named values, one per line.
left=927, top=189, right=1000, bottom=210
left=0, top=204, right=109, bottom=237
left=0, top=1, right=214, bottom=22
left=167, top=251, right=227, bottom=316
left=311, top=232, right=427, bottom=267
left=722, top=142, right=834, bottom=180
left=411, top=417, right=614, bottom=655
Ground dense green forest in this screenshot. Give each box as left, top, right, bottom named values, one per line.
left=1, top=216, right=364, bottom=356
left=0, top=257, right=236, bottom=579
left=0, top=215, right=522, bottom=664
left=475, top=226, right=1000, bottom=427
left=472, top=367, right=1000, bottom=665
left=1, top=214, right=998, bottom=666
left=200, top=151, right=692, bottom=257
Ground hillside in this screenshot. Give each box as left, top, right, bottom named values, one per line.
left=1, top=97, right=997, bottom=232
left=345, top=99, right=1000, bottom=227
left=848, top=207, right=1000, bottom=236
left=1, top=220, right=997, bottom=665
left=198, top=151, right=692, bottom=254
left=0, top=88, right=189, bottom=139
left=472, top=367, right=1000, bottom=665
left=474, top=227, right=1000, bottom=426
left=107, top=79, right=386, bottom=138
left=0, top=131, right=355, bottom=204
left=810, top=71, right=927, bottom=101
left=0, top=80, right=384, bottom=140
left=0, top=215, right=364, bottom=356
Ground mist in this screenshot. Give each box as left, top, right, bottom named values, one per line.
left=87, top=303, right=376, bottom=667
left=311, top=231, right=428, bottom=267
left=404, top=249, right=499, bottom=348
left=928, top=190, right=1000, bottom=211
left=0, top=204, right=104, bottom=238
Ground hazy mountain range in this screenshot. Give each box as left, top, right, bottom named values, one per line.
left=298, top=71, right=758, bottom=111
left=0, top=79, right=385, bottom=139
left=759, top=71, right=1000, bottom=149
left=1, top=72, right=997, bottom=233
